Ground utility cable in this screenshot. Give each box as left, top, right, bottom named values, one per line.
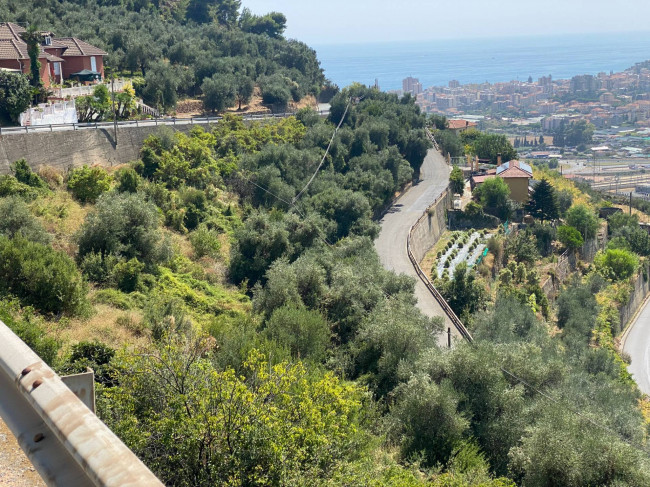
left=291, top=97, right=353, bottom=205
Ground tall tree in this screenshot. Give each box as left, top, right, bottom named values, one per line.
left=566, top=204, right=600, bottom=240
left=0, top=72, right=31, bottom=123
left=235, top=74, right=254, bottom=110
left=526, top=178, right=558, bottom=222
left=187, top=0, right=241, bottom=25
left=201, top=73, right=236, bottom=112
left=472, top=133, right=517, bottom=165
left=449, top=165, right=465, bottom=195
left=20, top=26, right=43, bottom=90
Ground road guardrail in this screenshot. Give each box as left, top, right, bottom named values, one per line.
left=0, top=320, right=164, bottom=486
left=0, top=110, right=330, bottom=136
left=406, top=189, right=474, bottom=344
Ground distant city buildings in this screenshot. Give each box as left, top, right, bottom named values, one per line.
left=402, top=76, right=423, bottom=95
left=404, top=61, right=650, bottom=133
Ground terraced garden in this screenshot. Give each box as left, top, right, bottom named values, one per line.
left=432, top=229, right=493, bottom=279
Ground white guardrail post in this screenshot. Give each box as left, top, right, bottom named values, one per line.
left=0, top=320, right=164, bottom=487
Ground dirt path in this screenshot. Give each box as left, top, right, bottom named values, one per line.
left=0, top=418, right=45, bottom=486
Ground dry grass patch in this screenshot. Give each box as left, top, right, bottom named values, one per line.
left=51, top=303, right=148, bottom=351
left=31, top=189, right=89, bottom=256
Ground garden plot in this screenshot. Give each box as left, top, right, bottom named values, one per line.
left=435, top=230, right=492, bottom=279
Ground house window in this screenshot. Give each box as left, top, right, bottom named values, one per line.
left=44, top=36, right=52, bottom=46
left=90, top=56, right=97, bottom=72
left=53, top=62, right=60, bottom=76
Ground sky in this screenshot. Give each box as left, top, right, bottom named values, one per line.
left=241, top=0, right=650, bottom=45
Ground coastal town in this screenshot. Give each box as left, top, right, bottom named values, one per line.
left=403, top=61, right=650, bottom=129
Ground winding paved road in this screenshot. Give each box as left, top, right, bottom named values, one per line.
left=623, top=295, right=650, bottom=394
left=375, top=148, right=459, bottom=346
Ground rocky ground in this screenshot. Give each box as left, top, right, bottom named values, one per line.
left=0, top=418, right=44, bottom=486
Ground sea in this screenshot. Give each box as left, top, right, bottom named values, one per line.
left=313, top=31, right=650, bottom=92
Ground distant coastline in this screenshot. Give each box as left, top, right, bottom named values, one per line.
left=314, top=31, right=650, bottom=91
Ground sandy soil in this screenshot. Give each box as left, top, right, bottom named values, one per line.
left=0, top=418, right=45, bottom=487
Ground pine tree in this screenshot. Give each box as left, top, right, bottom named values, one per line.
left=526, top=178, right=559, bottom=222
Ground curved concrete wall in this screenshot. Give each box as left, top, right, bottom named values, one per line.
left=409, top=190, right=451, bottom=263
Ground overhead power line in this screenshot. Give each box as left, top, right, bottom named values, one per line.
left=291, top=98, right=353, bottom=205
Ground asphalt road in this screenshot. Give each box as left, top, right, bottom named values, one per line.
left=623, top=295, right=650, bottom=395
left=375, top=148, right=458, bottom=346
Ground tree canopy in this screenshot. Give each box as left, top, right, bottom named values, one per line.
left=526, top=178, right=558, bottom=222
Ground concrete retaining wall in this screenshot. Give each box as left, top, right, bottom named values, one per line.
left=618, top=264, right=650, bottom=335
left=410, top=191, right=451, bottom=263
left=0, top=123, right=215, bottom=174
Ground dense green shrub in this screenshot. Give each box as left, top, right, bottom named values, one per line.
left=115, top=167, right=142, bottom=193
left=557, top=225, right=584, bottom=250
left=67, top=165, right=112, bottom=203
left=0, top=237, right=88, bottom=315
left=594, top=248, right=639, bottom=281
left=77, top=192, right=170, bottom=268
left=92, top=288, right=145, bottom=310
left=0, top=196, right=50, bottom=244
left=61, top=341, right=116, bottom=386
left=566, top=204, right=600, bottom=240
left=111, top=258, right=146, bottom=293
left=0, top=302, right=60, bottom=365
left=12, top=159, right=47, bottom=189
left=265, top=305, right=330, bottom=362
left=0, top=175, right=39, bottom=199
left=190, top=225, right=222, bottom=258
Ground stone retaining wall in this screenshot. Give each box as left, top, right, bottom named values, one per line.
left=0, top=123, right=215, bottom=174
left=410, top=191, right=451, bottom=263
left=618, top=264, right=650, bottom=335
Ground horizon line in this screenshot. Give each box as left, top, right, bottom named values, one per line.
left=308, top=29, right=650, bottom=48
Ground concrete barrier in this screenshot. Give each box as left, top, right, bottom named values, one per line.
left=409, top=191, right=451, bottom=263
left=406, top=189, right=473, bottom=343
left=619, top=264, right=650, bottom=335
left=0, top=123, right=212, bottom=174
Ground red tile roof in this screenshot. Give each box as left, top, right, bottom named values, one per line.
left=448, top=119, right=478, bottom=130
left=53, top=37, right=107, bottom=57
left=499, top=166, right=532, bottom=179
left=472, top=174, right=495, bottom=184
left=496, top=160, right=533, bottom=179
left=0, top=22, right=26, bottom=41
left=0, top=39, right=27, bottom=60
left=0, top=38, right=63, bottom=62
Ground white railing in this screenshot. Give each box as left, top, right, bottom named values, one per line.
left=19, top=100, right=78, bottom=127
left=52, top=79, right=128, bottom=99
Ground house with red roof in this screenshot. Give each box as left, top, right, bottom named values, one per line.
left=447, top=119, right=478, bottom=134
left=470, top=159, right=533, bottom=204
left=0, top=23, right=106, bottom=88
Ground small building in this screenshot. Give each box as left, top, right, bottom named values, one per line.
left=470, top=160, right=533, bottom=204
left=447, top=119, right=478, bottom=134
left=0, top=23, right=106, bottom=87
left=496, top=160, right=533, bottom=203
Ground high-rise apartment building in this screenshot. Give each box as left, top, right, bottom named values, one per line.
left=403, top=76, right=423, bottom=95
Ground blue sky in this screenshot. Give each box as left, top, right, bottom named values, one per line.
left=242, top=0, right=650, bottom=45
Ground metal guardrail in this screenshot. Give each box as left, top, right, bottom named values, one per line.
left=0, top=110, right=330, bottom=136
left=406, top=189, right=473, bottom=344
left=0, top=320, right=164, bottom=487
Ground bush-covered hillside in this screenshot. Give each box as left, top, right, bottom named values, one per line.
left=3, top=81, right=650, bottom=486
left=0, top=0, right=328, bottom=111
